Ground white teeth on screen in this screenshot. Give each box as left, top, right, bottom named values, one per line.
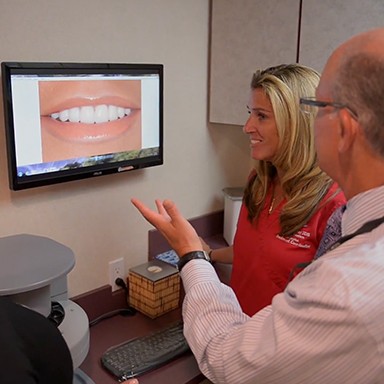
left=50, top=105, right=133, bottom=124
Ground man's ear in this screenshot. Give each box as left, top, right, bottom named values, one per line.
left=338, top=109, right=358, bottom=152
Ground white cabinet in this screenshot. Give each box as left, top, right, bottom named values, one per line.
left=209, top=0, right=300, bottom=126
left=299, top=0, right=384, bottom=72
left=210, top=0, right=384, bottom=125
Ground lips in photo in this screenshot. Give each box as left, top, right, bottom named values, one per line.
left=39, top=79, right=142, bottom=161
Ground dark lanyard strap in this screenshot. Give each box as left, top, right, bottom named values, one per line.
left=287, top=215, right=384, bottom=284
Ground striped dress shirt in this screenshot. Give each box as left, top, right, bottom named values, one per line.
left=181, top=185, right=384, bottom=383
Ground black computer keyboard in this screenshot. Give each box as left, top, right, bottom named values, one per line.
left=101, top=321, right=190, bottom=381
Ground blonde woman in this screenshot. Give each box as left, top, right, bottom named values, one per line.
left=204, top=64, right=346, bottom=315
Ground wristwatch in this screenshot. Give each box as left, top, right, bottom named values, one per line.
left=177, top=251, right=211, bottom=272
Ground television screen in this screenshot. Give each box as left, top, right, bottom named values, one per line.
left=1, top=62, right=163, bottom=190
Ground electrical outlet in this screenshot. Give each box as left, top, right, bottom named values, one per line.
left=109, top=257, right=125, bottom=292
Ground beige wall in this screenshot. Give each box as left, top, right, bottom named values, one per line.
left=0, top=0, right=251, bottom=296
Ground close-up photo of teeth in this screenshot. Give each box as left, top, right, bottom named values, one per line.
left=50, top=105, right=134, bottom=124
left=37, top=78, right=143, bottom=161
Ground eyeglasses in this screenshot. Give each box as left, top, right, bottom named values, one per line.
left=300, top=97, right=358, bottom=119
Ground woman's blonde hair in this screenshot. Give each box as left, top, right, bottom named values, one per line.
left=243, top=64, right=335, bottom=236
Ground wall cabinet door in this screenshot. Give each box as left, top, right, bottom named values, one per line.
left=299, top=0, right=384, bottom=73
left=210, top=0, right=384, bottom=126
left=209, top=0, right=300, bottom=125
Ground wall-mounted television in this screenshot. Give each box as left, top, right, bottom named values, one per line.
left=1, top=62, right=163, bottom=190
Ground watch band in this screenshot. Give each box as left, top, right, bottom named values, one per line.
left=177, top=251, right=211, bottom=272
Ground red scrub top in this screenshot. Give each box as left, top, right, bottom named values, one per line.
left=230, top=182, right=346, bottom=316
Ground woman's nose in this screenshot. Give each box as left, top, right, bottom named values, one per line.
left=243, top=116, right=254, bottom=134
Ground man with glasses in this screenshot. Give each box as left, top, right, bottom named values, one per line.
left=132, top=27, right=384, bottom=383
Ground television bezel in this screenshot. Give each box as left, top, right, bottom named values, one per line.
left=1, top=61, right=164, bottom=191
